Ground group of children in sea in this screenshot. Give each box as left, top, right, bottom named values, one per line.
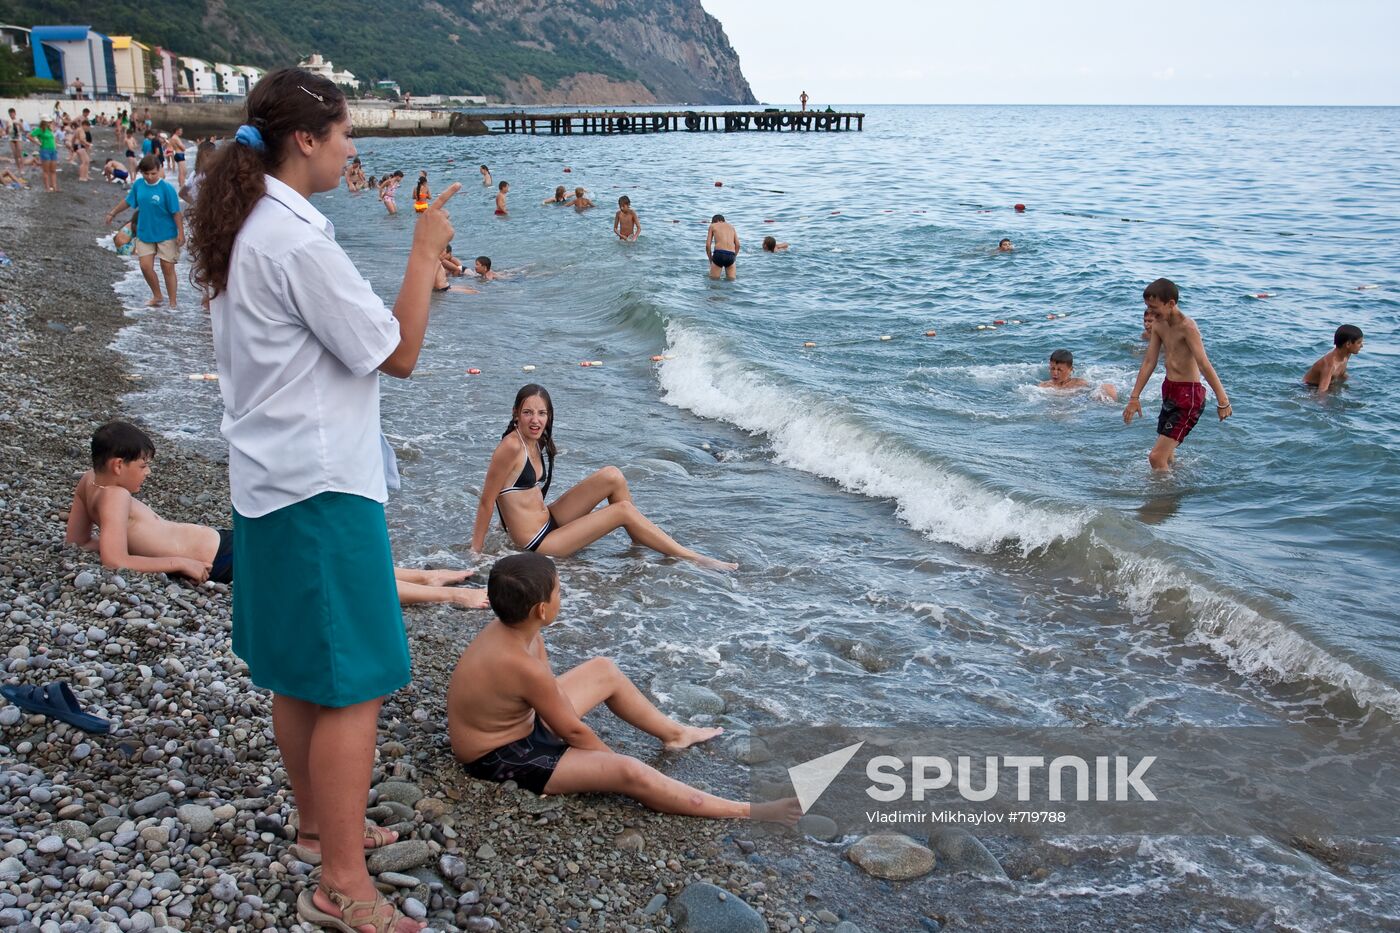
left=2, top=70, right=1371, bottom=932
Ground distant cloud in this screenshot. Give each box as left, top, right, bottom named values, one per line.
left=1152, top=65, right=1177, bottom=81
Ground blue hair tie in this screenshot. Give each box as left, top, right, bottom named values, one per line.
left=234, top=124, right=266, bottom=152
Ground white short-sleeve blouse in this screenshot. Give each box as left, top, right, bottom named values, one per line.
left=211, top=175, right=401, bottom=518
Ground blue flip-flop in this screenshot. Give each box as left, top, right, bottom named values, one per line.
left=0, top=682, right=112, bottom=734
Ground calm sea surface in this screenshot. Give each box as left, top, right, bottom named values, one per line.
left=114, top=105, right=1400, bottom=928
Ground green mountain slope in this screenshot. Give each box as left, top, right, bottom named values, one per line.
left=0, top=0, right=755, bottom=103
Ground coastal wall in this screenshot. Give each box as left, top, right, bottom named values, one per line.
left=0, top=98, right=490, bottom=138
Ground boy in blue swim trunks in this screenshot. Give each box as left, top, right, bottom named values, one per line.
left=67, top=421, right=487, bottom=605
left=706, top=214, right=740, bottom=280
left=447, top=553, right=802, bottom=824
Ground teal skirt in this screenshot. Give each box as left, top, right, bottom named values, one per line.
left=232, top=492, right=408, bottom=708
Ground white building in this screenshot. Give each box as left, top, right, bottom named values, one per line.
left=0, top=24, right=30, bottom=53
left=297, top=52, right=359, bottom=89
left=213, top=62, right=244, bottom=96
left=180, top=56, right=219, bottom=96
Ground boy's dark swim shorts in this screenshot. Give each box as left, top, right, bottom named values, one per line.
left=461, top=717, right=568, bottom=794
left=1158, top=379, right=1206, bottom=443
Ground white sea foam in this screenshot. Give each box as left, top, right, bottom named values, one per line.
left=657, top=323, right=1086, bottom=555
left=1112, top=550, right=1400, bottom=718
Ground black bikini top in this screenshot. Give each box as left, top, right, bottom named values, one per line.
left=497, top=432, right=552, bottom=500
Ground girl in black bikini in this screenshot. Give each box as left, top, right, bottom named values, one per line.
left=470, top=384, right=737, bottom=570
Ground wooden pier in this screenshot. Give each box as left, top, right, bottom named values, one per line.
left=484, top=110, right=864, bottom=135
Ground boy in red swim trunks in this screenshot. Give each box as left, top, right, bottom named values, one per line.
left=1123, top=278, right=1232, bottom=470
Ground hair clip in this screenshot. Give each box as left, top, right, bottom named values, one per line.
left=298, top=85, right=325, bottom=103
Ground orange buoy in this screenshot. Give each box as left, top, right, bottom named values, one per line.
left=994, top=319, right=1006, bottom=325
left=764, top=219, right=775, bottom=223
left=1014, top=203, right=1026, bottom=213
left=715, top=180, right=723, bottom=187
left=1046, top=313, right=1056, bottom=320
left=467, top=368, right=481, bottom=375
left=580, top=361, right=592, bottom=367
left=563, top=167, right=572, bottom=172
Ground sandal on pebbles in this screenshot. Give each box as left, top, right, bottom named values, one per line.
left=296, top=885, right=422, bottom=933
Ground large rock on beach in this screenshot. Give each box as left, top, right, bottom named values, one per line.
left=668, top=882, right=768, bottom=933
left=846, top=833, right=936, bottom=880
left=928, top=827, right=1007, bottom=880
left=366, top=839, right=433, bottom=874
left=374, top=781, right=424, bottom=807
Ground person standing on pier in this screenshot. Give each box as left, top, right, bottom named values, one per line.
left=189, top=67, right=459, bottom=933
left=800, top=90, right=809, bottom=111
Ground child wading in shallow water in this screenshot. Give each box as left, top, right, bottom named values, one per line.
left=613, top=195, right=640, bottom=240
left=1303, top=324, right=1363, bottom=393
left=448, top=553, right=801, bottom=824
left=1123, top=278, right=1232, bottom=470
left=105, top=155, right=184, bottom=308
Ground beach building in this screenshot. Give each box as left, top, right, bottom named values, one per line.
left=180, top=56, right=219, bottom=97
left=297, top=52, right=359, bottom=89
left=0, top=24, right=30, bottom=53
left=152, top=47, right=184, bottom=102
left=213, top=62, right=244, bottom=96
left=110, top=36, right=152, bottom=98
left=30, top=26, right=117, bottom=98
left=236, top=65, right=265, bottom=92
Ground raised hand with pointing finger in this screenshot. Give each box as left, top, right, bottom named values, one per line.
left=382, top=181, right=462, bottom=377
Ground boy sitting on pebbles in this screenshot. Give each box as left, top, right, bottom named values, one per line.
left=447, top=553, right=801, bottom=824
left=67, top=421, right=487, bottom=608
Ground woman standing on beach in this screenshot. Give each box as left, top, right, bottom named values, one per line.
left=470, top=384, right=737, bottom=570
left=190, top=68, right=458, bottom=933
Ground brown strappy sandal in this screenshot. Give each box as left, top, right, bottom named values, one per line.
left=296, top=884, right=421, bottom=933
left=288, top=823, right=400, bottom=866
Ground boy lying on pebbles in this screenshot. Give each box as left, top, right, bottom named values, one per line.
left=447, top=553, right=802, bottom=824
left=66, top=421, right=487, bottom=608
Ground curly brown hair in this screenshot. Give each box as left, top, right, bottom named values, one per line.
left=189, top=68, right=346, bottom=298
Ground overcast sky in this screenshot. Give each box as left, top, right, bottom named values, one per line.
left=700, top=0, right=1400, bottom=106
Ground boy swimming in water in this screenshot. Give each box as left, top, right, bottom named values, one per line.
left=480, top=164, right=492, bottom=187
left=447, top=553, right=801, bottom=824
left=1123, top=278, right=1232, bottom=470
left=494, top=180, right=509, bottom=215
left=69, top=422, right=487, bottom=607
left=571, top=187, right=594, bottom=211
left=1303, top=324, right=1363, bottom=393
left=1040, top=349, right=1117, bottom=400
left=998, top=238, right=1013, bottom=252
left=613, top=195, right=639, bottom=240
left=434, top=248, right=478, bottom=295
left=473, top=256, right=496, bottom=281
left=762, top=235, right=788, bottom=252
left=706, top=214, right=740, bottom=280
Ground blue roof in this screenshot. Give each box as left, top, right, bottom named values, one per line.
left=31, top=25, right=93, bottom=42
